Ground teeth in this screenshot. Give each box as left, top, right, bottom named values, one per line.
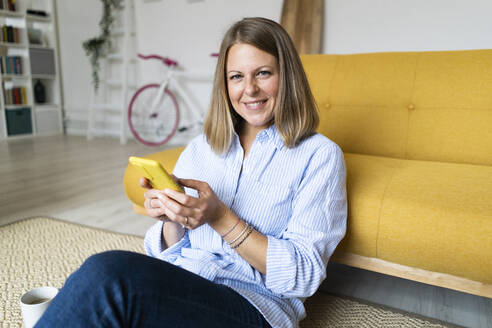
left=245, top=100, right=266, bottom=109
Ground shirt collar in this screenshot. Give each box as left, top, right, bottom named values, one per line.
left=224, top=124, right=285, bottom=159
left=257, top=124, right=285, bottom=150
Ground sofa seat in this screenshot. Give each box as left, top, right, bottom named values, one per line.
left=338, top=153, right=492, bottom=285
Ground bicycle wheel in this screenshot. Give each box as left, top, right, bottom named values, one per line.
left=128, top=84, right=180, bottom=146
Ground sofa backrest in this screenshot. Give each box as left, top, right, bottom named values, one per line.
left=301, top=50, right=492, bottom=166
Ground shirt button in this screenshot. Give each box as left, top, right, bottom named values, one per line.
left=324, top=103, right=331, bottom=110
left=408, top=103, right=415, bottom=110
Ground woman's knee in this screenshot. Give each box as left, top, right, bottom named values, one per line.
left=72, top=250, right=182, bottom=294
left=78, top=250, right=142, bottom=280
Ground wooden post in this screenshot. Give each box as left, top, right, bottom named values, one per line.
left=280, top=0, right=324, bottom=54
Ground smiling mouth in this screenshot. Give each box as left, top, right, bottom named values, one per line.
left=244, top=99, right=268, bottom=109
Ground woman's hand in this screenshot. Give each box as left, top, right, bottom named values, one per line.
left=140, top=176, right=187, bottom=247
left=162, top=178, right=228, bottom=230
left=140, top=176, right=175, bottom=222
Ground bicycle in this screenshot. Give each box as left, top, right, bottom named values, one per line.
left=128, top=53, right=216, bottom=146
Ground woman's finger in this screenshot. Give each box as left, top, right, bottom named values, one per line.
left=144, top=199, right=167, bottom=218
left=155, top=202, right=188, bottom=226
left=144, top=197, right=164, bottom=211
left=170, top=174, right=180, bottom=184
left=163, top=188, right=199, bottom=208
left=144, top=188, right=167, bottom=200
left=139, top=177, right=153, bottom=189
left=177, top=178, right=208, bottom=192
left=158, top=193, right=196, bottom=218
left=182, top=216, right=196, bottom=229
left=149, top=198, right=165, bottom=209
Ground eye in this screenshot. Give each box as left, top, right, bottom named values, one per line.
left=257, top=70, right=271, bottom=77
left=229, top=74, right=242, bottom=80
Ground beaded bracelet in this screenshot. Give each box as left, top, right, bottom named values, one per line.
left=227, top=222, right=249, bottom=246
left=231, top=225, right=254, bottom=249
left=221, top=217, right=241, bottom=238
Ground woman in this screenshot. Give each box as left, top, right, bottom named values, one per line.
left=37, top=17, right=347, bottom=328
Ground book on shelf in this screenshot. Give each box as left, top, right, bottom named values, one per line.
left=21, top=86, right=27, bottom=104
left=14, top=26, right=19, bottom=42
left=0, top=55, right=23, bottom=74
left=0, top=0, right=16, bottom=12
left=13, top=87, right=19, bottom=104
left=26, top=9, right=49, bottom=17
left=1, top=25, right=21, bottom=43
left=7, top=25, right=12, bottom=42
left=16, top=56, right=21, bottom=74
left=3, top=86, right=28, bottom=105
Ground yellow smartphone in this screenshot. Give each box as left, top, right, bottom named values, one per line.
left=129, top=156, right=183, bottom=192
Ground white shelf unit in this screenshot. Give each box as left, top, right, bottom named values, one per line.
left=0, top=0, right=63, bottom=140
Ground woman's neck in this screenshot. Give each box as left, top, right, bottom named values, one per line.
left=237, top=122, right=263, bottom=159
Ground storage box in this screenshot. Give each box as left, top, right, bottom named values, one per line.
left=5, top=107, right=33, bottom=136
left=29, top=48, right=56, bottom=76
left=35, top=108, right=61, bottom=134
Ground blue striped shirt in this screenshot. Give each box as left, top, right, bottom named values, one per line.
left=144, top=124, right=347, bottom=328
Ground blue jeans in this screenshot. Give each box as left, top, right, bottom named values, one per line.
left=36, top=250, right=271, bottom=328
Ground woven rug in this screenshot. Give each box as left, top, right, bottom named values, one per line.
left=0, top=217, right=449, bottom=327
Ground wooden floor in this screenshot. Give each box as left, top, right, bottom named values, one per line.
left=1, top=134, right=491, bottom=328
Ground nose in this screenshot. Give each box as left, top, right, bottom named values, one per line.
left=245, top=77, right=259, bottom=96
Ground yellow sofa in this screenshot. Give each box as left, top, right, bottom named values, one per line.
left=124, top=49, right=492, bottom=298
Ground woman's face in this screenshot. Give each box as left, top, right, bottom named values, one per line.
left=226, top=43, right=279, bottom=133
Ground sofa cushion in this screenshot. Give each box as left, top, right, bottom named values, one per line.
left=301, top=50, right=492, bottom=166
left=303, top=53, right=415, bottom=159
left=335, top=153, right=402, bottom=258
left=338, top=153, right=492, bottom=284
left=377, top=158, right=492, bottom=284
left=406, top=51, right=492, bottom=166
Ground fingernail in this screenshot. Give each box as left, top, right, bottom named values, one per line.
left=157, top=194, right=165, bottom=200
left=164, top=189, right=171, bottom=195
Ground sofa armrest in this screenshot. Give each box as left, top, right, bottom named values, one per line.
left=124, top=146, right=186, bottom=209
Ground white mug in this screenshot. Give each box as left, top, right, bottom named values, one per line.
left=19, top=286, right=58, bottom=328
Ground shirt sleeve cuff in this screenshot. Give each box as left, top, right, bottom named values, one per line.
left=265, top=235, right=297, bottom=294
left=160, top=229, right=189, bottom=261
left=144, top=221, right=165, bottom=256
left=144, top=221, right=189, bottom=261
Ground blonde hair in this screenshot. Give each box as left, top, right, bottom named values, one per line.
left=204, top=17, right=319, bottom=154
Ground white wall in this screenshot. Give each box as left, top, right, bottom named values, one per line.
left=56, top=0, right=492, bottom=138
left=323, top=0, right=492, bottom=54
left=56, top=0, right=101, bottom=135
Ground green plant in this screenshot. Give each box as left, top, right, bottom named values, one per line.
left=83, top=0, right=124, bottom=90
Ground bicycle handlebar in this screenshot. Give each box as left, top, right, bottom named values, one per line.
left=137, top=53, right=219, bottom=67
left=137, top=54, right=179, bottom=67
